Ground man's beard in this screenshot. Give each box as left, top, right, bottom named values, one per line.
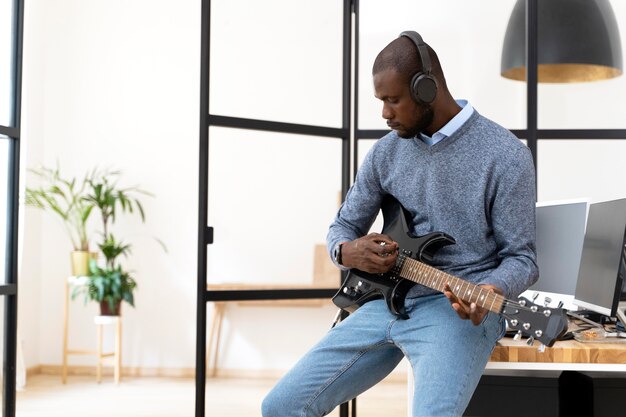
left=397, top=104, right=435, bottom=139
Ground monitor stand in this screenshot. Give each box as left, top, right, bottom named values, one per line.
left=617, top=301, right=626, bottom=328
left=567, top=310, right=605, bottom=328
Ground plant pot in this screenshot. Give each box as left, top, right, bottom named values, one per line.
left=100, top=300, right=122, bottom=316
left=70, top=251, right=97, bottom=276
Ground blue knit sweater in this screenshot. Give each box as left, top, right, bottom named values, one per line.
left=327, top=110, right=538, bottom=299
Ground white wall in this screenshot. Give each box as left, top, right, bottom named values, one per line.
left=19, top=0, right=344, bottom=375
left=18, top=0, right=626, bottom=376
left=21, top=0, right=204, bottom=371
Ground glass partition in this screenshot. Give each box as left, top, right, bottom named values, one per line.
left=537, top=140, right=626, bottom=202
left=207, top=127, right=342, bottom=287
left=209, top=0, right=343, bottom=128
left=357, top=0, right=524, bottom=132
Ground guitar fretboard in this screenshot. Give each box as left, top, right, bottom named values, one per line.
left=397, top=255, right=504, bottom=313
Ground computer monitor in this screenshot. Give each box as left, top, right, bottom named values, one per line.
left=573, top=198, right=626, bottom=325
left=529, top=199, right=588, bottom=296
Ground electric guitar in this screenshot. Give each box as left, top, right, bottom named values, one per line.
left=332, top=197, right=569, bottom=348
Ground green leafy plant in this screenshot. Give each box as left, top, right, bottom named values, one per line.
left=75, top=169, right=154, bottom=313
left=25, top=165, right=94, bottom=251
left=73, top=259, right=137, bottom=314
left=85, top=169, right=150, bottom=244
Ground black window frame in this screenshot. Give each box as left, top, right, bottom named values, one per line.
left=0, top=0, right=24, bottom=416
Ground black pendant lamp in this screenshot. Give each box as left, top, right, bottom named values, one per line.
left=501, top=0, right=623, bottom=82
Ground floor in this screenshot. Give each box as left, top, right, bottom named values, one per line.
left=16, top=374, right=407, bottom=417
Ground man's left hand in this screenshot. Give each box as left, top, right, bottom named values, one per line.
left=443, top=284, right=503, bottom=326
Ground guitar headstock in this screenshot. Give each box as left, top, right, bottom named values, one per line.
left=502, top=296, right=569, bottom=347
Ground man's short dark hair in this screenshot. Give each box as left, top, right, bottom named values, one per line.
left=373, top=36, right=444, bottom=88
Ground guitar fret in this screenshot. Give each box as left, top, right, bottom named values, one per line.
left=489, top=293, right=496, bottom=311
left=477, top=287, right=486, bottom=307
left=454, top=277, right=461, bottom=295
left=399, top=257, right=507, bottom=313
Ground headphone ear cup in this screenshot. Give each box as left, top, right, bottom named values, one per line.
left=412, top=73, right=437, bottom=104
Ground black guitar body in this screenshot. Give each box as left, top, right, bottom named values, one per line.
left=332, top=196, right=456, bottom=319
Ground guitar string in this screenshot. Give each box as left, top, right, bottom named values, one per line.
left=397, top=258, right=553, bottom=342
left=396, top=254, right=537, bottom=313
left=385, top=255, right=559, bottom=344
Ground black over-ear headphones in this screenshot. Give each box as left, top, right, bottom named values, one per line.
left=399, top=31, right=437, bottom=104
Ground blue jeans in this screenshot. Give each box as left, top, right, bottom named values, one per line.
left=262, top=294, right=505, bottom=417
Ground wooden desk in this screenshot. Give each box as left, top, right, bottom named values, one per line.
left=487, top=337, right=626, bottom=372
left=463, top=338, right=626, bottom=417
left=407, top=335, right=626, bottom=417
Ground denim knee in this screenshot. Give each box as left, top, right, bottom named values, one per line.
left=261, top=387, right=288, bottom=417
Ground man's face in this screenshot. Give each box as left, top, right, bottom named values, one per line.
left=373, top=69, right=434, bottom=139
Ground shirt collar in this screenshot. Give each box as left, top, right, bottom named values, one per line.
left=419, top=99, right=474, bottom=145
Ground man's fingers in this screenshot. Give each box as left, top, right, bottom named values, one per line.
left=445, top=284, right=471, bottom=319
left=445, top=283, right=491, bottom=325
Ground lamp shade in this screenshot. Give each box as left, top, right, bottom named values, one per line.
left=501, top=0, right=623, bottom=82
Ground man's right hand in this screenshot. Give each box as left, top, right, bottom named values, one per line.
left=340, top=233, right=398, bottom=274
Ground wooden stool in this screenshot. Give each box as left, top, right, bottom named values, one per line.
left=62, top=276, right=97, bottom=383
left=94, top=315, right=122, bottom=383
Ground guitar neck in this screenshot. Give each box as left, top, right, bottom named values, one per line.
left=397, top=255, right=504, bottom=313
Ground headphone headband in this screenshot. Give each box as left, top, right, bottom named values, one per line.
left=399, top=31, right=432, bottom=75
left=398, top=30, right=437, bottom=104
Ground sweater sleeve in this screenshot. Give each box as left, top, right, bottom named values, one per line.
left=326, top=147, right=385, bottom=269
left=484, top=146, right=539, bottom=299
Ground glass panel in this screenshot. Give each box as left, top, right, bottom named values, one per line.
left=0, top=137, right=9, bottom=285
left=537, top=140, right=626, bottom=203
left=356, top=138, right=383, bottom=233
left=207, top=127, right=342, bottom=288
left=209, top=0, right=343, bottom=128
left=358, top=0, right=524, bottom=131
left=538, top=2, right=626, bottom=129
left=0, top=0, right=15, bottom=126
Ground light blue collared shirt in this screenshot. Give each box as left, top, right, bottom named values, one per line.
left=419, top=99, right=474, bottom=146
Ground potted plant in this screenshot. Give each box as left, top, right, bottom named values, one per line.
left=25, top=165, right=96, bottom=276
left=74, top=234, right=136, bottom=315
left=78, top=169, right=151, bottom=315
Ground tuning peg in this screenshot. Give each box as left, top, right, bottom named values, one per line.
left=537, top=344, right=546, bottom=353
left=526, top=336, right=535, bottom=346
left=543, top=296, right=552, bottom=307
left=513, top=331, right=522, bottom=341
left=557, top=301, right=564, bottom=309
